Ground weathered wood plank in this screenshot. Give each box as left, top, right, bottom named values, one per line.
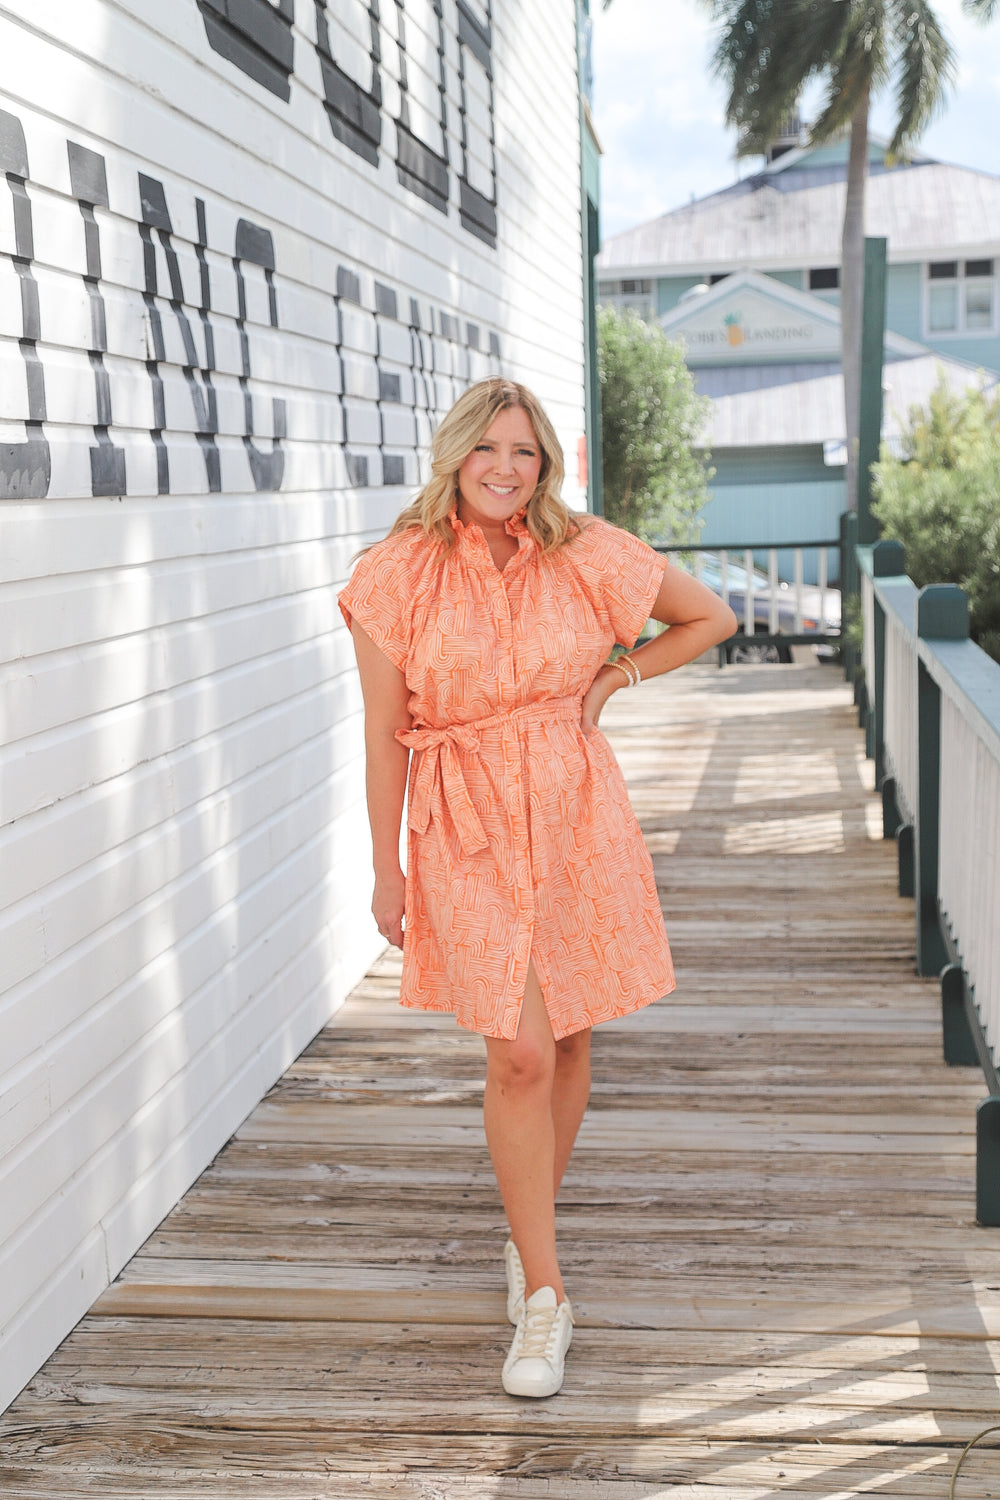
left=0, top=1440, right=973, bottom=1498
left=86, top=1284, right=1000, bottom=1339
left=236, top=1100, right=979, bottom=1139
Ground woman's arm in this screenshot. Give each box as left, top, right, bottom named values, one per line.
left=582, top=561, right=737, bottom=731
left=350, top=620, right=412, bottom=947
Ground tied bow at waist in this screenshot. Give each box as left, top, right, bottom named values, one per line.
left=396, top=696, right=581, bottom=856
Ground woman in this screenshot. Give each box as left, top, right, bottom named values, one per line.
left=339, top=378, right=735, bottom=1399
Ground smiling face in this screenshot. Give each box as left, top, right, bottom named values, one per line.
left=455, top=405, right=543, bottom=530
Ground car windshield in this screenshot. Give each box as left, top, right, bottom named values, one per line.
left=685, top=555, right=766, bottom=590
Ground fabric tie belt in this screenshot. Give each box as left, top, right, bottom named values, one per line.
left=396, top=695, right=582, bottom=856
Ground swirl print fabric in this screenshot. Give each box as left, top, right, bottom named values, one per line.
left=338, top=511, right=676, bottom=1040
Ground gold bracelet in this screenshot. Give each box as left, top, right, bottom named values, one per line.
left=620, top=653, right=642, bottom=685
left=606, top=658, right=634, bottom=686
left=607, top=655, right=640, bottom=687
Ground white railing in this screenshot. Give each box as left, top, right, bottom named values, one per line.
left=861, top=564, right=877, bottom=689
left=858, top=553, right=918, bottom=823
left=859, top=538, right=1000, bottom=1223
left=664, top=542, right=841, bottom=659
left=883, top=602, right=918, bottom=823
left=939, top=694, right=1000, bottom=1060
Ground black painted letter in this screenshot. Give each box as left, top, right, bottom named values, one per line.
left=195, top=0, right=295, bottom=101
left=393, top=0, right=449, bottom=214
left=68, top=142, right=127, bottom=498
left=314, top=0, right=383, bottom=166
left=455, top=0, right=497, bottom=246
left=0, top=110, right=51, bottom=500
left=234, top=220, right=286, bottom=492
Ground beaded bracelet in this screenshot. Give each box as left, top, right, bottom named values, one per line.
left=622, top=653, right=642, bottom=685
left=607, top=653, right=642, bottom=687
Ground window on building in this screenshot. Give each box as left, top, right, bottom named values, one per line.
left=926, top=260, right=995, bottom=335
left=965, top=260, right=994, bottom=329
left=809, top=267, right=839, bottom=290
left=598, top=277, right=654, bottom=320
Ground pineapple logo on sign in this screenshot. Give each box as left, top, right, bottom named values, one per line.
left=724, top=312, right=744, bottom=347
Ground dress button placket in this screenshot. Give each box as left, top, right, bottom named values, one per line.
left=490, top=558, right=533, bottom=1031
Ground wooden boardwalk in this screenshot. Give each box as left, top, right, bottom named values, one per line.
left=2, top=664, right=998, bottom=1499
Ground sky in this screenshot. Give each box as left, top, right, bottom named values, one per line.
left=590, top=0, right=1000, bottom=242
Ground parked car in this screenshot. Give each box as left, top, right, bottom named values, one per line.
left=676, top=551, right=841, bottom=664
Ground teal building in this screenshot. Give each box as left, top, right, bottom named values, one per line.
left=596, top=136, right=1000, bottom=557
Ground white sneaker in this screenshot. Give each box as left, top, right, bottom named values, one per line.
left=504, top=1238, right=525, bottom=1324
left=501, top=1285, right=574, bottom=1398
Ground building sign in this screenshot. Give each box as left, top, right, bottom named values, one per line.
left=661, top=280, right=843, bottom=364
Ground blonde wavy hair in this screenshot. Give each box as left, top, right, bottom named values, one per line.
left=386, top=378, right=578, bottom=552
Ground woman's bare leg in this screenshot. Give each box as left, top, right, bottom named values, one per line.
left=483, top=962, right=564, bottom=1301
left=551, top=1027, right=591, bottom=1193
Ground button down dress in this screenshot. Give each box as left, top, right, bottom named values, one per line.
left=339, top=511, right=676, bottom=1040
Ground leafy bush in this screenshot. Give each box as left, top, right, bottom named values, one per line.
left=872, top=378, right=1000, bottom=663
left=597, top=305, right=712, bottom=542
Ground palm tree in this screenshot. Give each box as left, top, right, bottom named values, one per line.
left=703, top=0, right=958, bottom=512
left=598, top=0, right=995, bottom=502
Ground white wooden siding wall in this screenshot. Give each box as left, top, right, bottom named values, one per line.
left=0, top=0, right=585, bottom=1412
left=938, top=695, right=1000, bottom=1058
left=883, top=611, right=918, bottom=823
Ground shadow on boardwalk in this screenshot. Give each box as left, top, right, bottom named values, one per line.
left=2, top=664, right=998, bottom=1498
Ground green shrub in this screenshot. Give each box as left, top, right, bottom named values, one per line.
left=873, top=378, right=1000, bottom=663
left=598, top=305, right=712, bottom=542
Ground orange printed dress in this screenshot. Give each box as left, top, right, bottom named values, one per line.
left=338, top=510, right=676, bottom=1040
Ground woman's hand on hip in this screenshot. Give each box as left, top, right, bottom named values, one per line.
left=372, top=868, right=406, bottom=948
left=581, top=664, right=623, bottom=735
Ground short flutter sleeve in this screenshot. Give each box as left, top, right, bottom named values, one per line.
left=574, top=519, right=667, bottom=648
left=338, top=535, right=416, bottom=673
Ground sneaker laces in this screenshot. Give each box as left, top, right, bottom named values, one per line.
left=516, top=1301, right=565, bottom=1360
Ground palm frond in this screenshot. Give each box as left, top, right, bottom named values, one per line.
left=808, top=0, right=889, bottom=142
left=962, top=0, right=999, bottom=17
left=711, top=0, right=835, bottom=154
left=885, top=0, right=955, bottom=156
left=704, top=0, right=955, bottom=158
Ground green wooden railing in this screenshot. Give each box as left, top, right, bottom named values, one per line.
left=854, top=536, right=1000, bottom=1224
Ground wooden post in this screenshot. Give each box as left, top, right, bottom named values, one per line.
left=871, top=539, right=905, bottom=790
left=881, top=776, right=901, bottom=840
left=897, top=822, right=914, bottom=897
left=941, top=964, right=979, bottom=1067
left=977, top=1098, right=1000, bottom=1226
left=857, top=237, right=887, bottom=547
left=840, top=510, right=858, bottom=683
left=914, top=585, right=969, bottom=976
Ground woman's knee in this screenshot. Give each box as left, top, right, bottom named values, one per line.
left=486, top=1032, right=555, bottom=1093
left=555, top=1027, right=591, bottom=1065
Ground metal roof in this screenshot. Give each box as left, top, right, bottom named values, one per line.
left=696, top=353, right=996, bottom=449
left=598, top=160, right=1000, bottom=276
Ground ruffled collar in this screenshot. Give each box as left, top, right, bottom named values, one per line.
left=449, top=505, right=530, bottom=540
